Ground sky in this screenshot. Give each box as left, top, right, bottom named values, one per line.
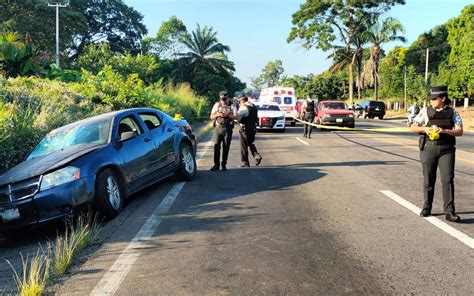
left=124, top=0, right=472, bottom=87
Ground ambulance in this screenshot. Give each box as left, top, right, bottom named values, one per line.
left=258, top=87, right=298, bottom=126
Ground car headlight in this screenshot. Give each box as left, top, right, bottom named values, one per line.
left=324, top=114, right=331, bottom=118
left=41, top=166, right=81, bottom=191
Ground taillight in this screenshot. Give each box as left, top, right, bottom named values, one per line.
left=262, top=117, right=270, bottom=122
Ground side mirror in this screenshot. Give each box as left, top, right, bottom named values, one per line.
left=120, top=131, right=135, bottom=142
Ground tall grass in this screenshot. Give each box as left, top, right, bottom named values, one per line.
left=7, top=250, right=50, bottom=296
left=8, top=212, right=103, bottom=294
left=51, top=212, right=102, bottom=277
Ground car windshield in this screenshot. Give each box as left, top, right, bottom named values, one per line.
left=28, top=119, right=111, bottom=160
left=323, top=102, right=346, bottom=110
left=257, top=105, right=280, bottom=111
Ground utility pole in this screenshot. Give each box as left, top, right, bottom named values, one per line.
left=424, top=48, right=429, bottom=85
left=404, top=65, right=407, bottom=111
left=48, top=1, right=69, bottom=69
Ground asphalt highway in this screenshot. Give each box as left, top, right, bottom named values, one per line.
left=1, top=118, right=473, bottom=294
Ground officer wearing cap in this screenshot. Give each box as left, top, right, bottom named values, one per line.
left=210, top=90, right=238, bottom=171
left=237, top=96, right=262, bottom=167
left=410, top=86, right=464, bottom=222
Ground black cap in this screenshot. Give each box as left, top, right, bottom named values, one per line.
left=429, top=85, right=448, bottom=100
left=219, top=90, right=229, bottom=99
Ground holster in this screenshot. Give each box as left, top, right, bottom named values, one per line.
left=419, top=134, right=427, bottom=151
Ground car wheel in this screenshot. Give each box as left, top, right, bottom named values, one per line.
left=379, top=116, right=384, bottom=120
left=175, top=143, right=197, bottom=181
left=95, top=168, right=124, bottom=219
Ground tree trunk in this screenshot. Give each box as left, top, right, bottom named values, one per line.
left=349, top=52, right=357, bottom=103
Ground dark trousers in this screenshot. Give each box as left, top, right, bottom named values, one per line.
left=239, top=129, right=258, bottom=165
left=303, top=113, right=315, bottom=137
left=213, top=127, right=233, bottom=166
left=420, top=143, right=456, bottom=214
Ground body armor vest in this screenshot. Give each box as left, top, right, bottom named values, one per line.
left=216, top=103, right=232, bottom=128
left=427, top=106, right=455, bottom=145
left=305, top=100, right=315, bottom=112
left=240, top=104, right=258, bottom=130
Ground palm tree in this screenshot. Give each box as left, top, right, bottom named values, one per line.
left=178, top=24, right=235, bottom=78
left=363, top=17, right=406, bottom=100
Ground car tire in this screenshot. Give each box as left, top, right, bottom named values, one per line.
left=379, top=116, right=384, bottom=120
left=95, top=168, right=124, bottom=219
left=175, top=143, right=197, bottom=181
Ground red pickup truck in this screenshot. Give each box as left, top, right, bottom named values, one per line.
left=315, top=100, right=355, bottom=128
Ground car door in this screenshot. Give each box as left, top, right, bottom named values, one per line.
left=116, top=115, right=156, bottom=186
left=138, top=112, right=176, bottom=171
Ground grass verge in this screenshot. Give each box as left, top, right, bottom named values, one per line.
left=8, top=212, right=102, bottom=295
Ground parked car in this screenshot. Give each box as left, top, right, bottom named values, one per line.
left=315, top=100, right=355, bottom=128
left=255, top=102, right=286, bottom=132
left=0, top=108, right=197, bottom=234
left=359, top=100, right=386, bottom=119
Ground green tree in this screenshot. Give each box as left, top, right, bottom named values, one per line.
left=440, top=4, right=473, bottom=99
left=1, top=0, right=147, bottom=63
left=362, top=17, right=406, bottom=100
left=146, top=16, right=187, bottom=59
left=257, top=60, right=284, bottom=87
left=178, top=24, right=235, bottom=78
left=287, top=0, right=405, bottom=102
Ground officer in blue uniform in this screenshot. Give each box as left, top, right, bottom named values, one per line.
left=410, top=86, right=464, bottom=222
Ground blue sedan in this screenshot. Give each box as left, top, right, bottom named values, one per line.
left=0, top=108, right=197, bottom=233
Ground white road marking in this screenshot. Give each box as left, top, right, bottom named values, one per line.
left=380, top=190, right=474, bottom=249
left=91, top=140, right=213, bottom=295
left=295, top=137, right=310, bottom=146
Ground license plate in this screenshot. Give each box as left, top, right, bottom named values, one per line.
left=336, top=118, right=343, bottom=123
left=0, top=208, right=20, bottom=222
left=262, top=123, right=272, bottom=127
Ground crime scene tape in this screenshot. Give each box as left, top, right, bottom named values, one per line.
left=294, top=118, right=411, bottom=133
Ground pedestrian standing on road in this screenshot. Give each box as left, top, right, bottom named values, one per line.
left=301, top=95, right=316, bottom=138
left=410, top=85, right=464, bottom=222
left=210, top=90, right=238, bottom=171
left=237, top=96, right=262, bottom=167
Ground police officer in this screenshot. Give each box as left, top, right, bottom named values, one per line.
left=210, top=90, right=237, bottom=171
left=410, top=86, right=464, bottom=222
left=237, top=96, right=262, bottom=167
left=301, top=95, right=316, bottom=138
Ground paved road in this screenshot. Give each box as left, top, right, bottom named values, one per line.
left=1, top=118, right=473, bottom=294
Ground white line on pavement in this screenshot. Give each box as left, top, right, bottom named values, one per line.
left=90, top=140, right=213, bottom=295
left=380, top=190, right=474, bottom=249
left=295, top=137, right=310, bottom=146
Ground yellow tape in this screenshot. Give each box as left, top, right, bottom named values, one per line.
left=294, top=118, right=411, bottom=133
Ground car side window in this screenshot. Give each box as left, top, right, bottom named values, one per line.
left=139, top=113, right=161, bottom=131
left=118, top=116, right=142, bottom=138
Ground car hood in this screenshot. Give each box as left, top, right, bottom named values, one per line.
left=321, top=109, right=353, bottom=115
left=258, top=110, right=285, bottom=117
left=0, top=144, right=106, bottom=186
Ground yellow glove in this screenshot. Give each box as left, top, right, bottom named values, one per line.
left=427, top=128, right=440, bottom=141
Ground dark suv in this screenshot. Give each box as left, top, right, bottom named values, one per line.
left=359, top=100, right=386, bottom=119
